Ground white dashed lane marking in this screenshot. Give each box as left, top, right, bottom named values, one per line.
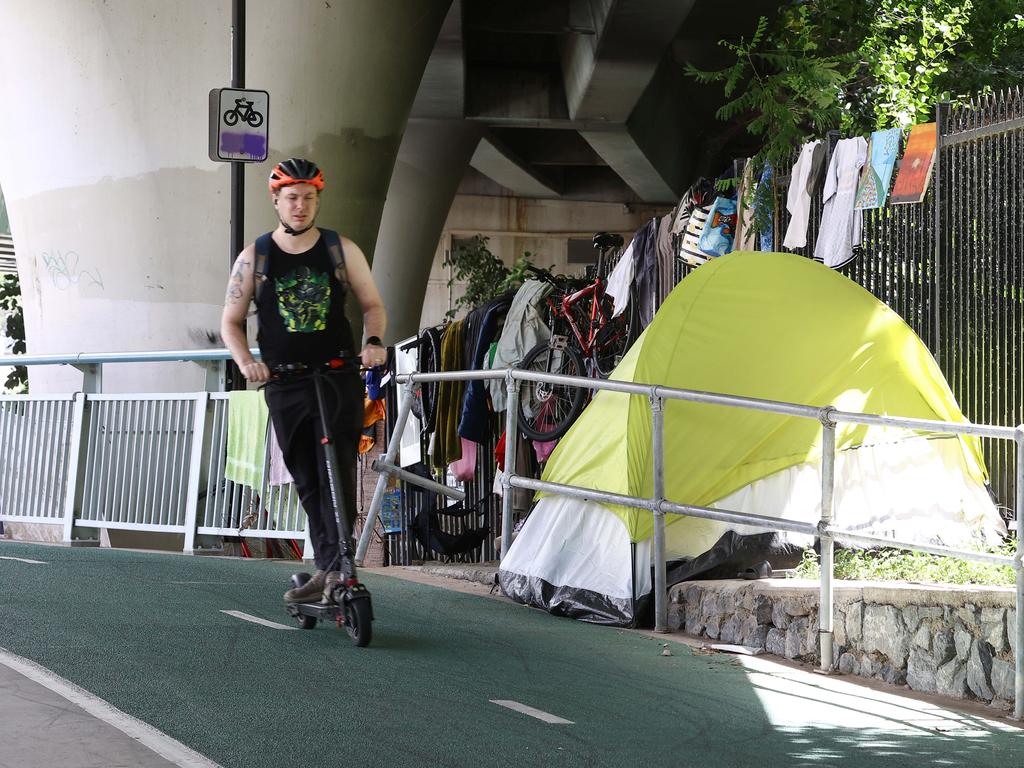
left=220, top=610, right=299, bottom=631
left=490, top=700, right=574, bottom=724
left=0, top=556, right=47, bottom=564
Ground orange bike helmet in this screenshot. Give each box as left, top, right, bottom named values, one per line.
left=268, top=158, right=325, bottom=193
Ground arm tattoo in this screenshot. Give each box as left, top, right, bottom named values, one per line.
left=225, top=258, right=250, bottom=305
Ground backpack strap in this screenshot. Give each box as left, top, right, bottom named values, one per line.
left=253, top=232, right=273, bottom=304
left=253, top=229, right=347, bottom=305
left=320, top=228, right=349, bottom=291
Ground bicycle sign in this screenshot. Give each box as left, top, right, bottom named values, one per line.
left=208, top=87, right=269, bottom=163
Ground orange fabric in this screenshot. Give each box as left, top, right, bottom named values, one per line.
left=363, top=397, right=386, bottom=428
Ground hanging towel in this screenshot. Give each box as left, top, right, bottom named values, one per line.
left=697, top=197, right=738, bottom=258
left=606, top=241, right=636, bottom=318
left=226, top=391, right=268, bottom=490
left=782, top=140, right=822, bottom=249
left=268, top=424, right=293, bottom=486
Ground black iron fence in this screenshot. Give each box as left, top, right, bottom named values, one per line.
left=776, top=88, right=1024, bottom=515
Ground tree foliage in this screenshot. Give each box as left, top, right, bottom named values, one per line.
left=0, top=273, right=26, bottom=393
left=687, top=0, right=1024, bottom=212
left=442, top=235, right=546, bottom=318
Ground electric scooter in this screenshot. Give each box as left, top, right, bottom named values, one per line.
left=272, top=359, right=374, bottom=647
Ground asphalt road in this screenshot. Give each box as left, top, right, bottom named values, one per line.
left=1, top=540, right=1022, bottom=768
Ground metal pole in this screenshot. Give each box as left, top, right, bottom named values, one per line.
left=650, top=394, right=668, bottom=633
left=1014, top=427, right=1024, bottom=720
left=818, top=407, right=837, bottom=672
left=354, top=379, right=416, bottom=565
left=230, top=0, right=245, bottom=268
left=933, top=102, right=948, bottom=358
left=500, top=373, right=520, bottom=560
left=227, top=0, right=246, bottom=391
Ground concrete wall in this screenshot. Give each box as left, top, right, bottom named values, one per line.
left=670, top=579, right=1018, bottom=710
left=417, top=193, right=663, bottom=333
left=0, top=0, right=448, bottom=393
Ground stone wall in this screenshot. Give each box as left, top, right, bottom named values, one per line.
left=669, top=579, right=1017, bottom=708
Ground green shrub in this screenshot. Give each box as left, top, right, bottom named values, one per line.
left=792, top=541, right=1017, bottom=586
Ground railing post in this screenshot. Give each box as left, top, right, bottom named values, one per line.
left=355, top=378, right=416, bottom=566
left=500, top=372, right=521, bottom=560
left=181, top=393, right=209, bottom=554
left=73, top=363, right=102, bottom=394
left=61, top=392, right=88, bottom=543
left=650, top=391, right=668, bottom=633
left=818, top=406, right=837, bottom=672
left=1014, top=427, right=1024, bottom=720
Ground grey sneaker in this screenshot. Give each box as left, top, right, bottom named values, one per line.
left=284, top=570, right=325, bottom=603
left=321, top=571, right=341, bottom=604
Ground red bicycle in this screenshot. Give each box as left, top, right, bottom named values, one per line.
left=517, top=233, right=638, bottom=442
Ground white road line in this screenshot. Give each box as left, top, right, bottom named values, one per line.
left=490, top=700, right=574, bottom=724
left=0, top=647, right=222, bottom=768
left=0, top=555, right=47, bottom=564
left=220, top=610, right=298, bottom=631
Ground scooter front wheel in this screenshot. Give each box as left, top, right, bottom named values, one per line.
left=344, top=598, right=373, bottom=647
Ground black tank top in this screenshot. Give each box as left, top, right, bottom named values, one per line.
left=255, top=232, right=355, bottom=366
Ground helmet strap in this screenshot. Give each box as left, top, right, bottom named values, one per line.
left=278, top=210, right=318, bottom=236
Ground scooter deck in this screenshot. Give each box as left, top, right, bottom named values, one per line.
left=287, top=601, right=341, bottom=619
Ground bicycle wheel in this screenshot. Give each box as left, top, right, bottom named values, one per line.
left=246, top=111, right=264, bottom=128
left=516, top=341, right=587, bottom=442
left=223, top=109, right=239, bottom=126
left=593, top=291, right=639, bottom=377
left=417, top=326, right=442, bottom=437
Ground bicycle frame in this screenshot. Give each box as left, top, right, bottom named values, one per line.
left=553, top=279, right=604, bottom=357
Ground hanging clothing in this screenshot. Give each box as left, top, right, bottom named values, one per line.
left=655, top=213, right=675, bottom=305
left=631, top=219, right=659, bottom=328
left=486, top=280, right=553, bottom=412
left=606, top=240, right=636, bottom=318
left=225, top=391, right=268, bottom=490
left=432, top=319, right=466, bottom=470
left=458, top=293, right=513, bottom=443
left=756, top=163, right=774, bottom=252
left=782, top=140, right=822, bottom=250
left=854, top=127, right=901, bottom=210
left=814, top=137, right=868, bottom=269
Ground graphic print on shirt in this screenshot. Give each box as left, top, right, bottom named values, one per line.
left=275, top=266, right=331, bottom=332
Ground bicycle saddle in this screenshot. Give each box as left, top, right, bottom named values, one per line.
left=592, top=232, right=624, bottom=251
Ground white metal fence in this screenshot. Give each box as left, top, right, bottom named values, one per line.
left=0, top=351, right=308, bottom=550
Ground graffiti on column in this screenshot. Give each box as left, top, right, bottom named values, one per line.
left=39, top=250, right=104, bottom=291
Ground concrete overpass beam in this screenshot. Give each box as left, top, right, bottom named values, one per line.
left=373, top=120, right=483, bottom=343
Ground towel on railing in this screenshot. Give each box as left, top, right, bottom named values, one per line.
left=225, top=391, right=268, bottom=490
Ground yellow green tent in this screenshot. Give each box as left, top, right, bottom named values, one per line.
left=540, top=250, right=988, bottom=542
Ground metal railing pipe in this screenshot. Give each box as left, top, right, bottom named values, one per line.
left=509, top=474, right=821, bottom=538
left=828, top=408, right=1016, bottom=441
left=650, top=394, right=668, bottom=632
left=355, top=378, right=416, bottom=565
left=1015, top=427, right=1024, bottom=720
left=501, top=374, right=521, bottom=560
left=371, top=460, right=466, bottom=502
left=818, top=409, right=837, bottom=672
left=823, top=529, right=1015, bottom=567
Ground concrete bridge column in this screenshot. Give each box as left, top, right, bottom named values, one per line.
left=0, top=0, right=450, bottom=392
left=373, top=119, right=483, bottom=343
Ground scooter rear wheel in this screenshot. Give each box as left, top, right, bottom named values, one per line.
left=295, top=613, right=317, bottom=630
left=344, top=598, right=373, bottom=647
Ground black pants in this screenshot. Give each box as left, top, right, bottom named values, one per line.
left=264, top=371, right=363, bottom=571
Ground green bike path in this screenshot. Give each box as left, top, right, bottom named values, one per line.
left=0, top=540, right=1021, bottom=768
